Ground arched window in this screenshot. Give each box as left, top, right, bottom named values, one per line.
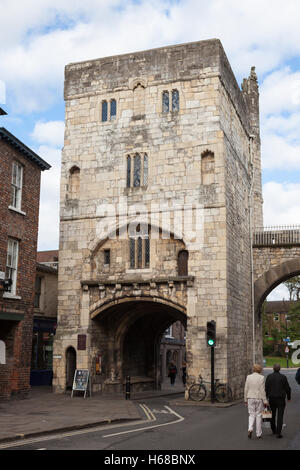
left=201, top=150, right=215, bottom=185
left=178, top=250, right=188, bottom=276
left=172, top=89, right=179, bottom=112
left=129, top=224, right=150, bottom=269
left=102, top=101, right=108, bottom=122
left=66, top=346, right=76, bottom=390
left=69, top=166, right=80, bottom=196
left=133, top=154, right=141, bottom=187
left=110, top=99, right=116, bottom=120
left=126, top=153, right=148, bottom=188
left=143, top=154, right=148, bottom=186
left=162, top=91, right=169, bottom=113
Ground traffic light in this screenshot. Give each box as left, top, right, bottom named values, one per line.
left=206, top=320, right=216, bottom=347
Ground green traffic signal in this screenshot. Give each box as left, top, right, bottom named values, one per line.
left=208, top=339, right=215, bottom=346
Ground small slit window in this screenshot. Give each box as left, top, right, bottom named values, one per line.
left=102, top=101, right=108, bottom=122
left=162, top=91, right=169, bottom=113
left=104, top=249, right=110, bottom=265
left=172, top=89, right=179, bottom=112
left=110, top=99, right=116, bottom=120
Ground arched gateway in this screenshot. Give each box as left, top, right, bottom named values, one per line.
left=90, top=295, right=187, bottom=392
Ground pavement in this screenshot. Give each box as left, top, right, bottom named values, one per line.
left=0, top=381, right=186, bottom=443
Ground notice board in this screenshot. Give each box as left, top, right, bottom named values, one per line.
left=71, top=369, right=91, bottom=398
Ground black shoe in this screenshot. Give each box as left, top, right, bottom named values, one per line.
left=248, top=431, right=252, bottom=439
left=276, top=434, right=283, bottom=439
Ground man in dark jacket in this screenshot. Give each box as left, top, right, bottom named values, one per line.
left=265, top=364, right=291, bottom=438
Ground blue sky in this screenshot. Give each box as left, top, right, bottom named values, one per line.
left=1, top=0, right=300, bottom=299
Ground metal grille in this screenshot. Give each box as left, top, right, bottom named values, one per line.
left=137, top=237, right=143, bottom=269
left=253, top=226, right=300, bottom=246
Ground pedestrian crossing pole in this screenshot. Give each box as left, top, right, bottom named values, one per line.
left=207, top=320, right=216, bottom=403
left=211, top=346, right=215, bottom=403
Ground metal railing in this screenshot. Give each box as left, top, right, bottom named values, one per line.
left=253, top=225, right=300, bottom=246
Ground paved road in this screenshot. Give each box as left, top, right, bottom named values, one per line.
left=2, top=370, right=299, bottom=451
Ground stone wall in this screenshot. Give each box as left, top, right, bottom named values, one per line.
left=53, top=39, right=262, bottom=399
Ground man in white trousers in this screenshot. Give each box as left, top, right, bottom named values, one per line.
left=244, top=364, right=268, bottom=439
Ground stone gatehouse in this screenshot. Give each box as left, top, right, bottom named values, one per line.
left=53, top=39, right=263, bottom=399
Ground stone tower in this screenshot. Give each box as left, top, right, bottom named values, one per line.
left=53, top=39, right=263, bottom=399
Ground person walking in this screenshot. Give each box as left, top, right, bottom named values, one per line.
left=265, top=363, right=291, bottom=438
left=168, top=361, right=177, bottom=386
left=181, top=361, right=187, bottom=386
left=244, top=364, right=268, bottom=439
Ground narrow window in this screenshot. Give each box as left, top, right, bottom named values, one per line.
left=201, top=150, right=215, bottom=185
left=133, top=154, right=141, bottom=187
left=11, top=162, right=23, bottom=210
left=5, top=238, right=19, bottom=295
left=126, top=155, right=131, bottom=188
left=102, top=101, right=108, bottom=122
left=137, top=237, right=143, bottom=269
left=162, top=91, right=169, bottom=113
left=143, top=154, right=148, bottom=187
left=104, top=249, right=110, bottom=265
left=145, top=237, right=150, bottom=267
left=130, top=238, right=135, bottom=269
left=172, top=89, right=179, bottom=112
left=69, top=166, right=80, bottom=196
left=110, top=99, right=116, bottom=120
left=178, top=250, right=188, bottom=276
left=34, top=276, right=42, bottom=308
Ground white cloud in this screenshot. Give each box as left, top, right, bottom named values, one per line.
left=35, top=145, right=61, bottom=250
left=2, top=0, right=300, bottom=113
left=31, top=121, right=64, bottom=147
left=263, top=182, right=300, bottom=226
left=267, top=283, right=290, bottom=301
left=261, top=133, right=300, bottom=170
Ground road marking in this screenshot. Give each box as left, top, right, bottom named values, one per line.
left=0, top=404, right=152, bottom=449
left=102, top=406, right=184, bottom=438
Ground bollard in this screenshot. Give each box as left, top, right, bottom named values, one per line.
left=125, top=376, right=131, bottom=400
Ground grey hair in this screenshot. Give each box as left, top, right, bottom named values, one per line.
left=273, top=363, right=281, bottom=372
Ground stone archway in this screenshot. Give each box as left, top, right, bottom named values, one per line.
left=90, top=296, right=186, bottom=392
left=254, top=258, right=300, bottom=315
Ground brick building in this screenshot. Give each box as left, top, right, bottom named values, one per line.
left=30, top=251, right=58, bottom=386
left=0, top=121, right=50, bottom=400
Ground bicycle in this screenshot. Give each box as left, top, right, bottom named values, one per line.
left=188, top=374, right=233, bottom=403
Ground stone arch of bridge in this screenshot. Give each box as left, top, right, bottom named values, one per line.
left=91, top=296, right=186, bottom=389
left=254, top=257, right=300, bottom=316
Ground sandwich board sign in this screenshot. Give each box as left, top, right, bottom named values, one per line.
left=71, top=369, right=91, bottom=398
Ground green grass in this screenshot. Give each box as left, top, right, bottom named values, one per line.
left=264, top=356, right=299, bottom=368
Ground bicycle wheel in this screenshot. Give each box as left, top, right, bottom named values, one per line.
left=189, top=384, right=206, bottom=401
left=215, top=384, right=232, bottom=403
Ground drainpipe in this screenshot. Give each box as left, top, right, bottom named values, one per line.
left=248, top=135, right=256, bottom=365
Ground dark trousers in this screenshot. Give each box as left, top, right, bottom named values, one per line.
left=170, top=374, right=176, bottom=385
left=269, top=397, right=286, bottom=435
